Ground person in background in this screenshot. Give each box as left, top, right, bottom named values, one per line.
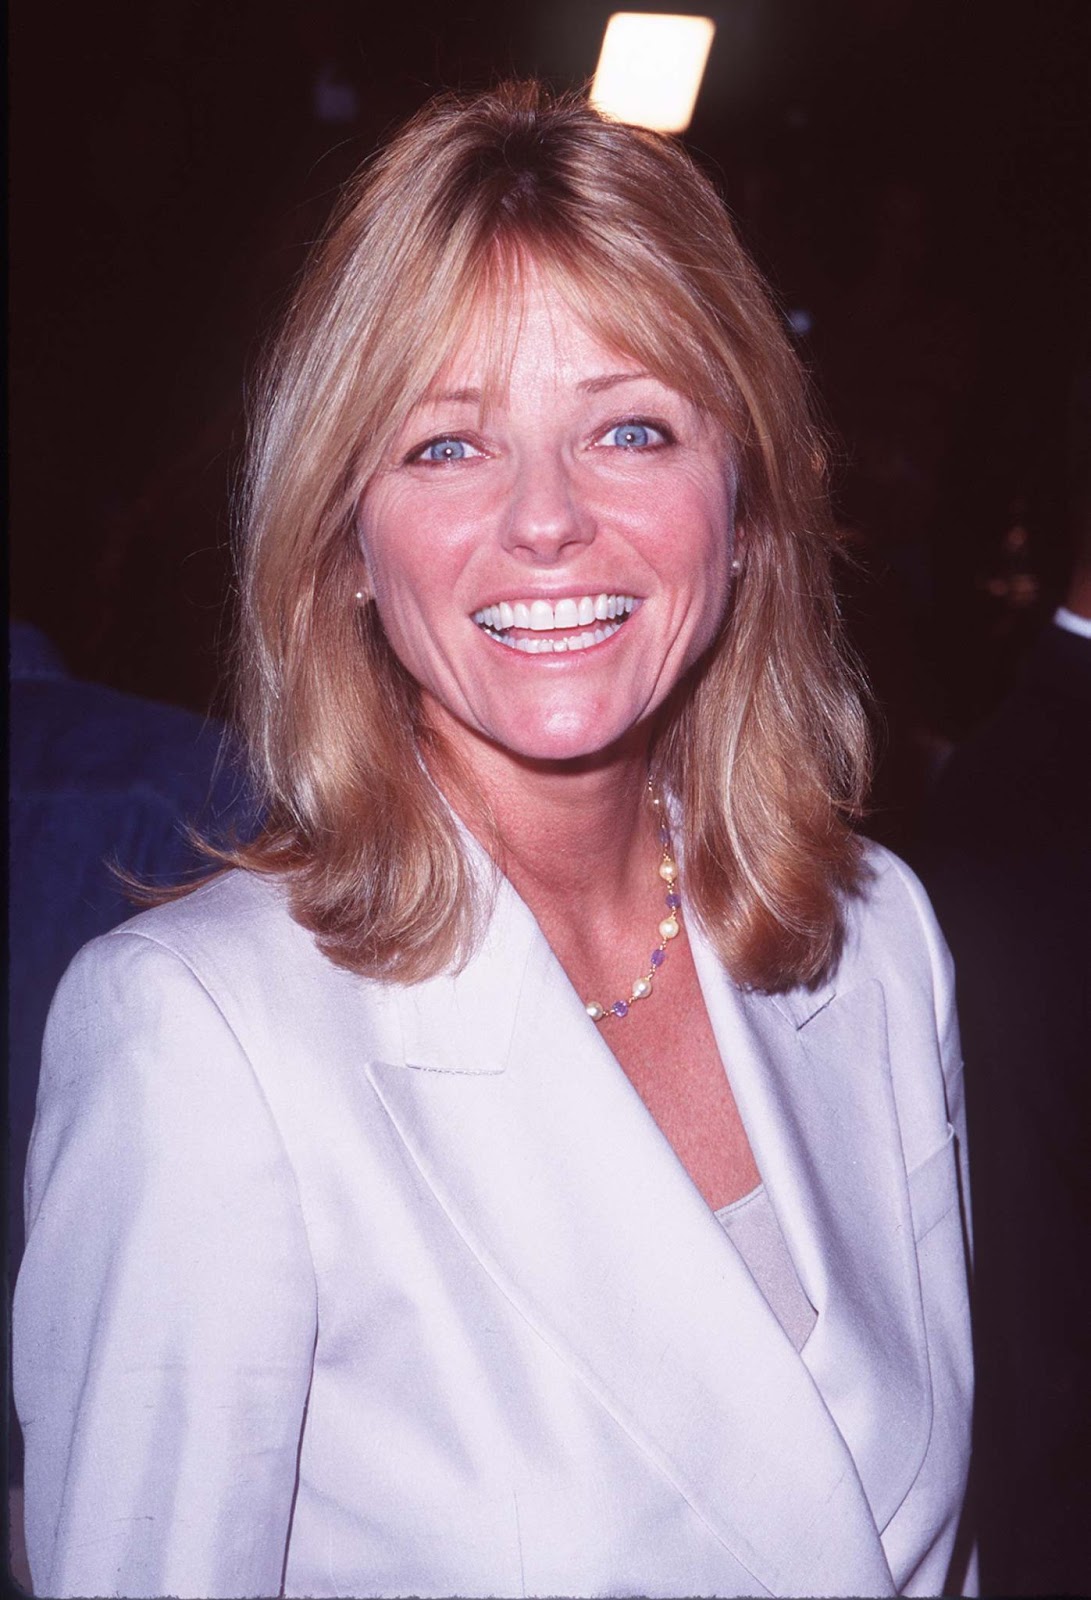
left=911, top=385, right=1091, bottom=1596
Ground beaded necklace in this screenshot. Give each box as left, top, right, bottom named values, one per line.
left=584, top=792, right=682, bottom=1022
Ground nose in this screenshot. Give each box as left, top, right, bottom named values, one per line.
left=500, top=452, right=596, bottom=565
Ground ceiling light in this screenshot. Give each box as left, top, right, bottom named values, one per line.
left=590, top=13, right=716, bottom=133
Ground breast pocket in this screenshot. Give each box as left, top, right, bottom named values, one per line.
left=907, top=1123, right=960, bottom=1244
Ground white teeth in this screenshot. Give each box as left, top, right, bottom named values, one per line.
left=472, top=593, right=638, bottom=651
left=473, top=593, right=637, bottom=631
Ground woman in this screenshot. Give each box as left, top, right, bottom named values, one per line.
left=15, top=82, right=973, bottom=1598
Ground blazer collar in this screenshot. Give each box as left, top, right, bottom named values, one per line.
left=363, top=859, right=930, bottom=1595
left=373, top=862, right=537, bottom=1078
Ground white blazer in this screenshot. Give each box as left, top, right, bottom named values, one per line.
left=15, top=839, right=973, bottom=1599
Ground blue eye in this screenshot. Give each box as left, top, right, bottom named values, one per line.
left=419, top=437, right=471, bottom=462
left=599, top=421, right=664, bottom=449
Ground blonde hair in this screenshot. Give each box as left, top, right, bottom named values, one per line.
left=223, top=80, right=870, bottom=991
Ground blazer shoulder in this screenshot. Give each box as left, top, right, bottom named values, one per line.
left=841, top=841, right=964, bottom=1116
left=847, top=840, right=954, bottom=989
left=100, top=865, right=294, bottom=945
left=85, top=869, right=322, bottom=988
left=55, top=868, right=377, bottom=1058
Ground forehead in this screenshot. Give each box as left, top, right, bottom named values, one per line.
left=419, top=258, right=669, bottom=408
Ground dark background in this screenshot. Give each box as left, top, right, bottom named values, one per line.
left=10, top=0, right=1089, bottom=845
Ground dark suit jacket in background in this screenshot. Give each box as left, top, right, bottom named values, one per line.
left=911, top=620, right=1091, bottom=1596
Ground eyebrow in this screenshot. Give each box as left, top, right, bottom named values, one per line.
left=420, top=386, right=482, bottom=407
left=578, top=370, right=655, bottom=394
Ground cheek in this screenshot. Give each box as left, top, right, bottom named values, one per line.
left=357, top=504, right=479, bottom=694
left=359, top=500, right=433, bottom=616
left=665, top=509, right=735, bottom=659
left=360, top=488, right=484, bottom=602
left=658, top=491, right=733, bottom=599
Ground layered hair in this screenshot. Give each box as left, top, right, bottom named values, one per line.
left=223, top=80, right=871, bottom=992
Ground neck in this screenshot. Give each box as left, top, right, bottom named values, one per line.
left=421, top=717, right=685, bottom=1017
left=426, top=726, right=660, bottom=920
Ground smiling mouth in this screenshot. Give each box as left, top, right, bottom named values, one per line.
left=471, top=593, right=639, bottom=654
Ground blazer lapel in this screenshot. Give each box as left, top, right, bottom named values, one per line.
left=689, top=926, right=933, bottom=1534
left=365, top=875, right=897, bottom=1598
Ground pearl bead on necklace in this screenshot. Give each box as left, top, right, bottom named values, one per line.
left=584, top=792, right=682, bottom=1023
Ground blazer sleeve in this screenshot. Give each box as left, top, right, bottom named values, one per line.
left=887, top=853, right=978, bottom=1598
left=13, top=929, right=318, bottom=1600
left=889, top=852, right=973, bottom=1260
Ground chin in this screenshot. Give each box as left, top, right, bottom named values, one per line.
left=483, top=709, right=649, bottom=765
left=423, top=680, right=659, bottom=768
